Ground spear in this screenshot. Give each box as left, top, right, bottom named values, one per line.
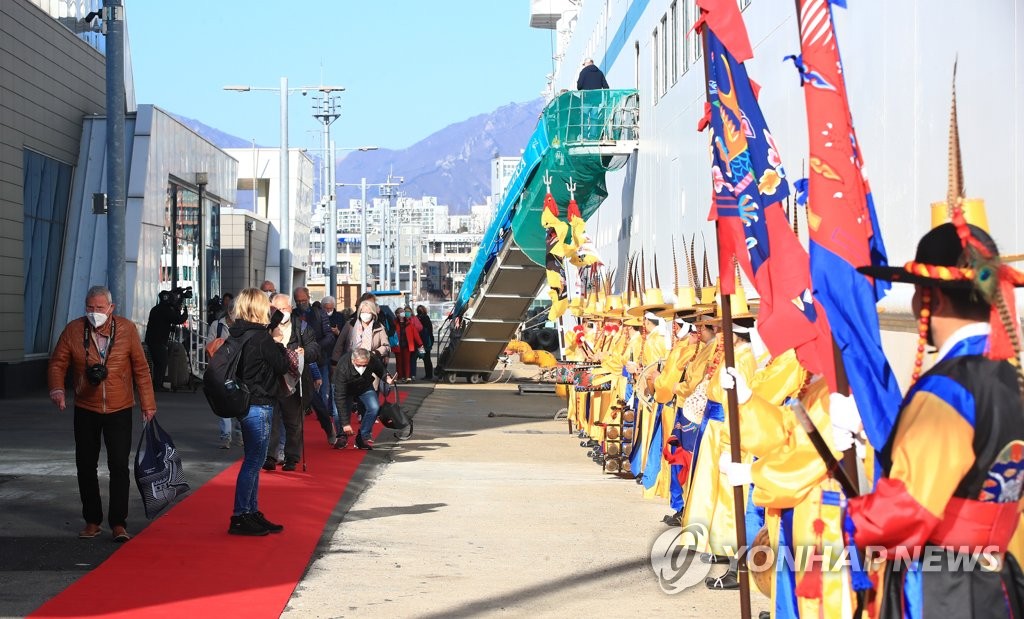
left=689, top=234, right=700, bottom=291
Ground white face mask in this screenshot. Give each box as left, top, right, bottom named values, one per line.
left=279, top=311, right=291, bottom=324
left=87, top=312, right=108, bottom=328
left=359, top=312, right=373, bottom=323
left=354, top=365, right=367, bottom=375
left=326, top=309, right=334, bottom=316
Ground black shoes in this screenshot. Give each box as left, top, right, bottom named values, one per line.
left=281, top=461, right=297, bottom=472
left=228, top=513, right=269, bottom=536
left=355, top=435, right=374, bottom=450
left=662, top=510, right=683, bottom=527
left=262, top=458, right=276, bottom=471
left=705, top=570, right=740, bottom=590
left=252, top=511, right=283, bottom=533
left=333, top=435, right=349, bottom=449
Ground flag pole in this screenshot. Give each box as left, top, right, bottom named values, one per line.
left=791, top=0, right=862, bottom=493
left=700, top=25, right=752, bottom=619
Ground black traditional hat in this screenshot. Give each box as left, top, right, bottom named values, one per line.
left=857, top=223, right=1021, bottom=291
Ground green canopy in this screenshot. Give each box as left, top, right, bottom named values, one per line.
left=511, top=89, right=638, bottom=266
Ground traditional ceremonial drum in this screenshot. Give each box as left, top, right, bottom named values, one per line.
left=573, top=364, right=611, bottom=392
left=605, top=441, right=621, bottom=456
left=622, top=409, right=636, bottom=423
left=606, top=426, right=620, bottom=440
left=621, top=426, right=634, bottom=441
left=620, top=459, right=631, bottom=474
left=750, top=526, right=774, bottom=597
left=554, top=360, right=588, bottom=384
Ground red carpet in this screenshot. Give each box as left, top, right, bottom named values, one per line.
left=30, top=399, right=405, bottom=618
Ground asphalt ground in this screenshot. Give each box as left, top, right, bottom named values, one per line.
left=0, top=376, right=433, bottom=619
left=1, top=359, right=770, bottom=618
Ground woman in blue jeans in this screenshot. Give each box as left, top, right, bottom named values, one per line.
left=227, top=288, right=291, bottom=536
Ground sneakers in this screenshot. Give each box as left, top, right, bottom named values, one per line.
left=252, top=511, right=284, bottom=533
left=262, top=458, right=277, bottom=471
left=281, top=460, right=298, bottom=472
left=228, top=513, right=269, bottom=536
left=219, top=437, right=231, bottom=449
left=354, top=435, right=374, bottom=450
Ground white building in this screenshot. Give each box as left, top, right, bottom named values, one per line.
left=222, top=147, right=315, bottom=289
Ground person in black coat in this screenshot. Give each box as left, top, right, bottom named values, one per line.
left=228, top=288, right=290, bottom=536
left=415, top=305, right=434, bottom=380
left=333, top=348, right=394, bottom=450
left=144, top=290, right=188, bottom=391
left=263, top=294, right=320, bottom=472
left=576, top=59, right=609, bottom=90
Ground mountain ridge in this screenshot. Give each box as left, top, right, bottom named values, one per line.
left=171, top=97, right=544, bottom=215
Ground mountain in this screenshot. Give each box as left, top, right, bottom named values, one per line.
left=171, top=98, right=545, bottom=215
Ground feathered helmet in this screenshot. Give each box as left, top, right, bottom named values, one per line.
left=857, top=66, right=1024, bottom=385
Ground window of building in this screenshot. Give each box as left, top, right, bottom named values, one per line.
left=670, top=2, right=679, bottom=84
left=163, top=182, right=202, bottom=319
left=23, top=149, right=73, bottom=354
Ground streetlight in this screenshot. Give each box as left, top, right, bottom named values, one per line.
left=320, top=145, right=378, bottom=296
left=224, top=80, right=344, bottom=295
left=336, top=175, right=402, bottom=294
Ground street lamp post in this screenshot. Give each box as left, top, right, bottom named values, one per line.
left=224, top=80, right=344, bottom=295
left=336, top=175, right=402, bottom=294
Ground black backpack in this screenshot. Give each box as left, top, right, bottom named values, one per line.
left=203, top=330, right=258, bottom=418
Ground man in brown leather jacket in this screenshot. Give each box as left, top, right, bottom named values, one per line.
left=48, top=285, right=157, bottom=543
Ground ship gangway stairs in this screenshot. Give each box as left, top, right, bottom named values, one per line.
left=435, top=89, right=639, bottom=383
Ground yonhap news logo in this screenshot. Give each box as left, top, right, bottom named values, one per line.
left=650, top=523, right=713, bottom=594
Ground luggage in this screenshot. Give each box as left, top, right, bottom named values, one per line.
left=377, top=383, right=412, bottom=439
left=167, top=341, right=191, bottom=391
left=134, top=418, right=190, bottom=519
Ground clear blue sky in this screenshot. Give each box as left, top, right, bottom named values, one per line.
left=127, top=1, right=555, bottom=151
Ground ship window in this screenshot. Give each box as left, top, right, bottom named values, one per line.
left=661, top=15, right=669, bottom=95
left=670, top=2, right=679, bottom=84
left=681, top=0, right=692, bottom=74
left=652, top=27, right=660, bottom=104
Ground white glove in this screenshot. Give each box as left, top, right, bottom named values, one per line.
left=719, top=367, right=752, bottom=404
left=832, top=426, right=856, bottom=453
left=829, top=393, right=862, bottom=434
left=718, top=453, right=753, bottom=487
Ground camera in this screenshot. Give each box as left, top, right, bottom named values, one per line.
left=162, top=286, right=193, bottom=307
left=85, top=363, right=108, bottom=386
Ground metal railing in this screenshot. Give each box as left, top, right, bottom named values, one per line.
left=542, top=89, right=639, bottom=145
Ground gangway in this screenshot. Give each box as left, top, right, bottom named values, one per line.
left=435, top=89, right=638, bottom=383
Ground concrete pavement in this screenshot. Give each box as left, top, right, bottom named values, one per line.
left=286, top=381, right=771, bottom=618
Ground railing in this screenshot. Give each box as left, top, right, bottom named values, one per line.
left=542, top=89, right=639, bottom=145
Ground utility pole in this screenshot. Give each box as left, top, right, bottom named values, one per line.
left=360, top=177, right=368, bottom=290
left=313, top=89, right=341, bottom=296
left=103, top=0, right=126, bottom=312
left=278, top=76, right=291, bottom=296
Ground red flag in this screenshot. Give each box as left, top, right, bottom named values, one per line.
left=700, top=0, right=836, bottom=387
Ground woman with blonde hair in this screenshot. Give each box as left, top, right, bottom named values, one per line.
left=227, top=288, right=291, bottom=536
